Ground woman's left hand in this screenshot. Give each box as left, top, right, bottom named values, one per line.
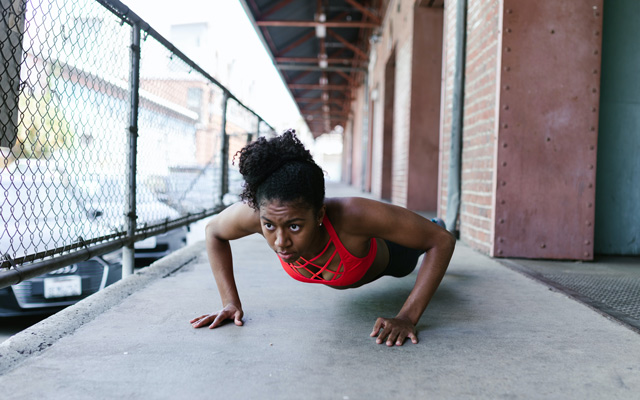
left=370, top=316, right=418, bottom=346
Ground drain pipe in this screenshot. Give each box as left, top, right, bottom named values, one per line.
left=361, top=72, right=369, bottom=191
left=445, top=0, right=467, bottom=236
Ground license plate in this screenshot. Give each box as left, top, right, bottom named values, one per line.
left=135, top=236, right=157, bottom=249
left=44, top=276, right=82, bottom=299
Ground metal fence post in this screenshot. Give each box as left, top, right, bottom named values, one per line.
left=123, top=20, right=141, bottom=278
left=0, top=0, right=25, bottom=160
left=218, top=91, right=229, bottom=205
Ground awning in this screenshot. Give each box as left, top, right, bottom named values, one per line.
left=239, top=0, right=384, bottom=138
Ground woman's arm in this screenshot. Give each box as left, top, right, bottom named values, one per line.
left=190, top=202, right=261, bottom=329
left=338, top=197, right=456, bottom=346
left=370, top=228, right=455, bottom=345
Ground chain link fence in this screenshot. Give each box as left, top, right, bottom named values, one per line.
left=0, top=0, right=273, bottom=290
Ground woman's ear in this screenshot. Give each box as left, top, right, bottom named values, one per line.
left=317, top=204, right=326, bottom=226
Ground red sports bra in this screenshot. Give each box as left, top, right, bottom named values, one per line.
left=277, top=214, right=378, bottom=286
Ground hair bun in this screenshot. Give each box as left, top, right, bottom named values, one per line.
left=235, top=129, right=320, bottom=209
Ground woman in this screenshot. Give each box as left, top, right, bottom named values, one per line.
left=190, top=130, right=456, bottom=346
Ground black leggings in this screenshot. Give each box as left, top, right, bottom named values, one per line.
left=379, top=240, right=426, bottom=278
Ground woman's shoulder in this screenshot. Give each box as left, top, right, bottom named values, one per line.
left=326, top=196, right=384, bottom=213
left=207, top=201, right=262, bottom=239
left=325, top=196, right=425, bottom=239
left=325, top=196, right=362, bottom=215
left=325, top=197, right=383, bottom=233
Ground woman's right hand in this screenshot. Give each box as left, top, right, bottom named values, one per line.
left=190, top=303, right=244, bottom=329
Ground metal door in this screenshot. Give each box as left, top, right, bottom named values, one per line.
left=595, top=0, right=640, bottom=255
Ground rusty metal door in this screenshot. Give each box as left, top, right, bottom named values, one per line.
left=494, top=0, right=603, bottom=260
left=595, top=0, right=640, bottom=255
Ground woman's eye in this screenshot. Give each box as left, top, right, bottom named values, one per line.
left=264, top=223, right=275, bottom=230
left=290, top=224, right=300, bottom=232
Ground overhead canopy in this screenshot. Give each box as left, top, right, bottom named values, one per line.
left=239, top=0, right=384, bottom=138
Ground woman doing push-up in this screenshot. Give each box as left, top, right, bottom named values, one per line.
left=190, top=130, right=456, bottom=346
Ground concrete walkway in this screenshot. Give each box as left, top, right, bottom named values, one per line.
left=1, top=183, right=639, bottom=399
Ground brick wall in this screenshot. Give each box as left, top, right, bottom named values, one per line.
left=370, top=44, right=397, bottom=202
left=364, top=0, right=421, bottom=207
left=459, top=0, right=501, bottom=253
left=438, top=0, right=603, bottom=259
left=370, top=78, right=384, bottom=198
left=391, top=38, right=413, bottom=207
left=344, top=1, right=441, bottom=212
left=438, top=0, right=501, bottom=254
left=341, top=0, right=605, bottom=260
left=341, top=119, right=353, bottom=184
left=349, top=85, right=366, bottom=188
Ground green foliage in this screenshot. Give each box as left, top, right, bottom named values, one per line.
left=11, top=66, right=74, bottom=160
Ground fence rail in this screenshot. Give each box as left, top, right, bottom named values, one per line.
left=0, top=0, right=273, bottom=289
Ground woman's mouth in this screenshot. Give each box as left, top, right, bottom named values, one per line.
left=277, top=251, right=297, bottom=262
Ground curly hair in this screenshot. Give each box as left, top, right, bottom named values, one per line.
left=235, top=129, right=325, bottom=213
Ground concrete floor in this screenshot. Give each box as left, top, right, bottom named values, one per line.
left=1, top=183, right=639, bottom=399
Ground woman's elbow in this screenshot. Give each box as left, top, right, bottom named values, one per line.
left=205, top=218, right=221, bottom=241
left=437, top=229, right=456, bottom=255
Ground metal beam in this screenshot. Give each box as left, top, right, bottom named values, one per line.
left=327, top=28, right=368, bottom=59
left=277, top=64, right=366, bottom=72
left=259, top=0, right=295, bottom=19
left=303, top=110, right=349, bottom=116
left=255, top=20, right=379, bottom=28
left=334, top=70, right=352, bottom=83
left=288, top=83, right=350, bottom=90
left=295, top=97, right=347, bottom=107
left=275, top=56, right=366, bottom=65
left=276, top=31, right=315, bottom=57
left=343, top=0, right=381, bottom=24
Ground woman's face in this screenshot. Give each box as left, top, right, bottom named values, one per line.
left=259, top=199, right=325, bottom=263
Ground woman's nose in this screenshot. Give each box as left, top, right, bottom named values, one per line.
left=274, top=229, right=290, bottom=248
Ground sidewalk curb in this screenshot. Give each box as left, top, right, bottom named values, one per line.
left=0, top=241, right=205, bottom=376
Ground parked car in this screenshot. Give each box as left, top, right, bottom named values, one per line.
left=74, top=175, right=188, bottom=267
left=0, top=165, right=123, bottom=316
left=0, top=253, right=123, bottom=317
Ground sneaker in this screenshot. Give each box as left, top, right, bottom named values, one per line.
left=430, top=218, right=447, bottom=230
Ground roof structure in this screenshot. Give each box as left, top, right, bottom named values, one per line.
left=239, top=0, right=385, bottom=138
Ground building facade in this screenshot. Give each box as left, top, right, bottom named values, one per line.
left=342, top=0, right=638, bottom=259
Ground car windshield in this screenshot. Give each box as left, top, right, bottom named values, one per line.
left=0, top=171, right=112, bottom=258
left=76, top=177, right=156, bottom=204
left=72, top=176, right=180, bottom=229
